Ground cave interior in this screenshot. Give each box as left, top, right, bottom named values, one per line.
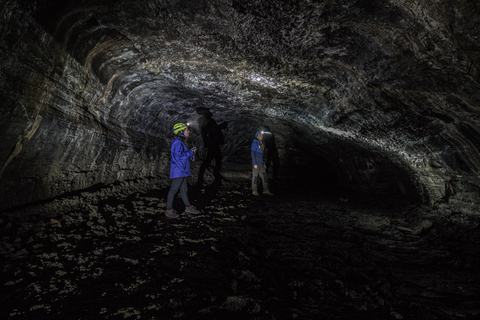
left=1, top=0, right=480, bottom=319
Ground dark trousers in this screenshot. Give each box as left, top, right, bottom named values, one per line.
left=252, top=165, right=269, bottom=192
left=198, top=145, right=222, bottom=183
left=167, top=177, right=191, bottom=210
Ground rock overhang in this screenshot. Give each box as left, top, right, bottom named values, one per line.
left=1, top=0, right=479, bottom=211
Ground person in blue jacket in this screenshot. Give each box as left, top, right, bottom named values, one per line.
left=251, top=131, right=273, bottom=196
left=166, top=123, right=201, bottom=218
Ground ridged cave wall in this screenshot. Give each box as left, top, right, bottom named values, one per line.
left=2, top=1, right=480, bottom=320
left=1, top=0, right=480, bottom=212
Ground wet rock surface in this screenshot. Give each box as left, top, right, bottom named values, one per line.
left=2, top=176, right=479, bottom=319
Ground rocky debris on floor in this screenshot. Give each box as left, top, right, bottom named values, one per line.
left=1, top=178, right=479, bottom=319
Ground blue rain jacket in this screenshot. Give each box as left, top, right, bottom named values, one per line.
left=251, top=139, right=264, bottom=166
left=170, top=138, right=195, bottom=178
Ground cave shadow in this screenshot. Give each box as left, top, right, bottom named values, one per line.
left=2, top=175, right=479, bottom=319
left=189, top=179, right=223, bottom=213
left=273, top=160, right=419, bottom=213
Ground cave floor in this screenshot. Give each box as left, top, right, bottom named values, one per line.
left=1, top=177, right=479, bottom=320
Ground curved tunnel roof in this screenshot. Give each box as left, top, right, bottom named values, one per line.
left=1, top=0, right=480, bottom=209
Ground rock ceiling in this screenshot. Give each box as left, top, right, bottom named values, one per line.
left=1, top=0, right=480, bottom=210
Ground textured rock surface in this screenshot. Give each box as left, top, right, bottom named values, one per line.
left=1, top=0, right=479, bottom=211
left=1, top=2, right=480, bottom=317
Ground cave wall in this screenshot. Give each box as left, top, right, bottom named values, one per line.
left=0, top=1, right=170, bottom=210
left=1, top=0, right=480, bottom=212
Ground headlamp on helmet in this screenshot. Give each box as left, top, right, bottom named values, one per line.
left=256, top=131, right=271, bottom=137
left=173, top=123, right=188, bottom=135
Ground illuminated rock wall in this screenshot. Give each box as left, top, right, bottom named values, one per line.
left=1, top=0, right=479, bottom=212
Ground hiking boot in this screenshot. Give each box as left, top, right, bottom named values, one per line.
left=165, top=209, right=179, bottom=219
left=263, top=190, right=273, bottom=196
left=185, top=206, right=201, bottom=215
left=252, top=191, right=259, bottom=196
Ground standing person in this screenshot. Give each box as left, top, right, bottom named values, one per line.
left=262, top=126, right=280, bottom=182
left=166, top=123, right=201, bottom=218
left=196, top=107, right=228, bottom=186
left=251, top=131, right=273, bottom=196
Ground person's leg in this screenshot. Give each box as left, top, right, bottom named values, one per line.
left=178, top=177, right=191, bottom=207
left=213, top=146, right=222, bottom=180
left=180, top=177, right=201, bottom=214
left=252, top=166, right=260, bottom=193
left=198, top=148, right=214, bottom=185
left=166, top=178, right=183, bottom=218
left=259, top=165, right=271, bottom=194
left=167, top=178, right=183, bottom=210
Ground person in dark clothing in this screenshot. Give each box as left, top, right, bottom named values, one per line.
left=251, top=131, right=273, bottom=196
left=262, top=126, right=280, bottom=182
left=196, top=107, right=228, bottom=186
left=166, top=122, right=201, bottom=218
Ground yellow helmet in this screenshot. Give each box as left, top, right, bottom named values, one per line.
left=173, top=123, right=187, bottom=135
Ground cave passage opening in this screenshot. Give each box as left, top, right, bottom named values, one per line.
left=173, top=109, right=424, bottom=207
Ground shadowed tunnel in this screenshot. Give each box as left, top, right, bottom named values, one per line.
left=1, top=0, right=480, bottom=319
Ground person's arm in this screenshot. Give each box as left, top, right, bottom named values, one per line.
left=172, top=140, right=194, bottom=160
left=251, top=141, right=258, bottom=168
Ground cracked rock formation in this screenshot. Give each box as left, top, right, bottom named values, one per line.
left=1, top=0, right=480, bottom=319
left=1, top=0, right=479, bottom=211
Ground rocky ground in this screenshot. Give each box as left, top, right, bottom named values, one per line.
left=1, top=173, right=480, bottom=320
